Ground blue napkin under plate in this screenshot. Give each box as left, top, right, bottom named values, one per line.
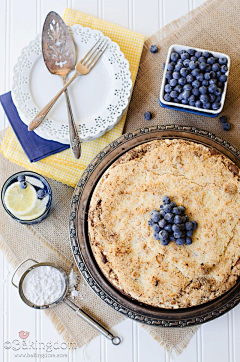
left=0, top=92, right=69, bottom=162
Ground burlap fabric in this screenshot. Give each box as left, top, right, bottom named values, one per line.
left=1, top=0, right=240, bottom=355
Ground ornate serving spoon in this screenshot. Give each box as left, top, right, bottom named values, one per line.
left=42, top=11, right=81, bottom=159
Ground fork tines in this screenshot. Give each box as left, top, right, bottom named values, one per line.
left=81, top=38, right=109, bottom=69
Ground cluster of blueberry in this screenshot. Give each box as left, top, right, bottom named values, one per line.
left=148, top=196, right=198, bottom=246
left=163, top=48, right=228, bottom=110
left=17, top=175, right=46, bottom=199
left=219, top=115, right=231, bottom=131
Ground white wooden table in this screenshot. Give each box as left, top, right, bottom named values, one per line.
left=0, top=0, right=239, bottom=361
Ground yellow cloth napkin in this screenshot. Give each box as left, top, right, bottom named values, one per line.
left=0, top=8, right=144, bottom=187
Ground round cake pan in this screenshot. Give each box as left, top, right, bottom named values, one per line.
left=69, top=124, right=240, bottom=327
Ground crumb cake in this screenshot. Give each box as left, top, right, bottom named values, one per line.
left=88, top=139, right=240, bottom=308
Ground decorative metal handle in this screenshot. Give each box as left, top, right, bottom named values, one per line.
left=11, top=258, right=38, bottom=288
left=63, top=298, right=121, bottom=345
left=28, top=72, right=79, bottom=131
left=61, top=76, right=81, bottom=159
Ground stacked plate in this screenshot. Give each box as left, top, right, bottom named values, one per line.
left=12, top=25, right=132, bottom=144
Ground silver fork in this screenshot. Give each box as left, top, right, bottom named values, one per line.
left=28, top=38, right=109, bottom=131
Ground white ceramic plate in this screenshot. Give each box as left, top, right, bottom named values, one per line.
left=12, top=25, right=132, bottom=144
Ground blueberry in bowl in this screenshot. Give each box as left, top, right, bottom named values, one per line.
left=160, top=44, right=230, bottom=116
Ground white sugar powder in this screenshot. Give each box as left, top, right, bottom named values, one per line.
left=22, top=266, right=64, bottom=306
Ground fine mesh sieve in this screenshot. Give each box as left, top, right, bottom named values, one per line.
left=12, top=259, right=121, bottom=345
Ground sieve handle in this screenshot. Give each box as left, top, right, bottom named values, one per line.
left=63, top=298, right=121, bottom=345
left=11, top=258, right=38, bottom=288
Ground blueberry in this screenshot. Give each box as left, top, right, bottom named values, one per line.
left=169, top=78, right=178, bottom=87
left=171, top=52, right=179, bottom=62
left=189, top=101, right=195, bottom=106
left=152, top=223, right=160, bottom=232
left=222, top=122, right=231, bottom=131
left=183, top=84, right=192, bottom=91
left=159, top=219, right=167, bottom=228
left=182, top=90, right=191, bottom=100
left=192, top=88, right=199, bottom=96
left=180, top=67, right=189, bottom=77
left=163, top=204, right=172, bottom=213
left=200, top=94, right=209, bottom=104
left=165, top=71, right=173, bottom=80
left=199, top=86, right=207, bottom=94
left=186, top=230, right=193, bottom=237
left=169, top=235, right=176, bottom=242
left=184, top=214, right=189, bottom=222
left=181, top=100, right=188, bottom=105
left=170, top=201, right=177, bottom=208
left=164, top=93, right=171, bottom=102
left=212, top=63, right=220, bottom=72
left=186, top=237, right=192, bottom=245
left=174, top=85, right=182, bottom=93
left=219, top=115, right=227, bottom=123
left=20, top=181, right=27, bottom=189
left=163, top=62, right=165, bottom=70
left=164, top=224, right=172, bottom=232
left=174, top=215, right=182, bottom=224
left=219, top=75, right=227, bottom=83
left=150, top=45, right=158, bottom=53
left=173, top=98, right=179, bottom=103
left=189, top=61, right=196, bottom=70
left=37, top=189, right=46, bottom=199
left=215, top=96, right=221, bottom=102
left=178, top=77, right=187, bottom=86
left=219, top=57, right=228, bottom=65
left=221, top=65, right=228, bottom=73
left=178, top=205, right=185, bottom=214
left=188, top=94, right=195, bottom=102
left=205, top=64, right=212, bottom=72
left=190, top=56, right=198, bottom=62
left=174, top=231, right=184, bottom=239
left=192, top=221, right=198, bottom=230
left=218, top=81, right=224, bottom=89
left=208, top=84, right=217, bottom=93
left=167, top=62, right=175, bottom=71
left=202, top=80, right=209, bottom=86
left=160, top=210, right=166, bottom=218
left=204, top=72, right=211, bottom=80
left=170, top=90, right=179, bottom=99
left=148, top=219, right=154, bottom=226
left=214, top=87, right=222, bottom=96
left=203, top=102, right=211, bottom=109
left=164, top=213, right=174, bottom=223
left=17, top=175, right=25, bottom=182
left=187, top=48, right=195, bottom=55
left=172, top=207, right=181, bottom=215
left=175, top=62, right=183, bottom=71
left=181, top=52, right=189, bottom=61
left=202, top=51, right=211, bottom=58
left=216, top=71, right=221, bottom=78
left=176, top=238, right=185, bottom=245
left=160, top=239, right=170, bottom=246
left=195, top=100, right=202, bottom=108
left=164, top=84, right=172, bottom=93
left=212, top=102, right=221, bottom=110
left=209, top=94, right=216, bottom=103
left=144, top=111, right=152, bottom=120
left=153, top=232, right=160, bottom=240
left=159, top=230, right=169, bottom=240
left=179, top=50, right=186, bottom=55
left=172, top=224, right=181, bottom=232
left=198, top=56, right=205, bottom=63
left=183, top=59, right=190, bottom=67
left=162, top=195, right=171, bottom=204
left=191, top=68, right=200, bottom=77
left=199, top=62, right=207, bottom=71
left=178, top=93, right=183, bottom=101
left=196, top=73, right=204, bottom=82
left=207, top=57, right=215, bottom=65
left=186, top=74, right=193, bottom=83
left=173, top=71, right=181, bottom=79
left=195, top=51, right=202, bottom=58
left=209, top=71, right=216, bottom=79
left=150, top=210, right=160, bottom=222
left=185, top=221, right=193, bottom=230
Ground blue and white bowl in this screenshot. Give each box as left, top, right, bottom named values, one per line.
left=159, top=44, right=230, bottom=117
left=1, top=171, right=52, bottom=225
